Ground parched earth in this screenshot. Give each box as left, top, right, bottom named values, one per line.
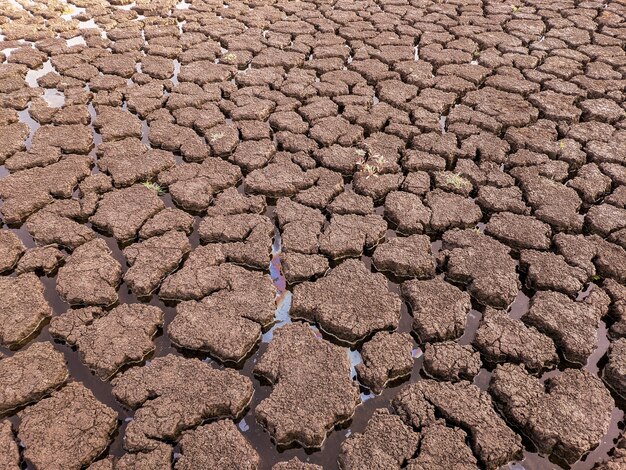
left=0, top=0, right=625, bottom=468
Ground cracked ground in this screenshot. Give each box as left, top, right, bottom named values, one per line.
left=0, top=0, right=626, bottom=468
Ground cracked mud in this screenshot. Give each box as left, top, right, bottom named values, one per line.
left=0, top=0, right=626, bottom=469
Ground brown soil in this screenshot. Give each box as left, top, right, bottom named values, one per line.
left=0, top=0, right=625, bottom=469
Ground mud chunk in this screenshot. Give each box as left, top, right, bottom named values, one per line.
left=0, top=122, right=29, bottom=163
left=590, top=236, right=626, bottom=285
left=94, top=54, right=136, bottom=78
left=230, top=139, right=276, bottom=172
left=407, top=422, right=478, bottom=470
left=168, top=270, right=275, bottom=362
left=425, top=189, right=482, bottom=232
left=0, top=342, right=67, bottom=414
left=97, top=138, right=176, bottom=187
left=0, top=273, right=52, bottom=347
left=15, top=245, right=64, bottom=275
left=139, top=208, right=194, bottom=239
left=402, top=171, right=431, bottom=197
left=158, top=158, right=242, bottom=212
left=56, top=239, right=122, bottom=307
left=519, top=250, right=588, bottom=296
left=605, top=186, right=626, bottom=209
left=440, top=229, right=520, bottom=308
left=80, top=173, right=113, bottom=195
left=95, top=107, right=142, bottom=142
left=5, top=145, right=62, bottom=172
left=0, top=229, right=25, bottom=273
left=523, top=287, right=610, bottom=364
left=17, top=382, right=117, bottom=470
left=568, top=163, right=612, bottom=204
left=176, top=420, right=259, bottom=470
left=528, top=90, right=581, bottom=123
left=516, top=171, right=583, bottom=232
left=294, top=167, right=344, bottom=209
left=292, top=259, right=401, bottom=344
left=112, top=354, right=253, bottom=451
left=433, top=171, right=473, bottom=196
left=26, top=209, right=96, bottom=250
left=372, top=235, right=435, bottom=279
left=141, top=55, right=174, bottom=80
left=463, top=87, right=538, bottom=128
left=0, top=420, right=19, bottom=470
left=276, top=198, right=324, bottom=255
left=178, top=61, right=234, bottom=86
left=329, top=190, right=374, bottom=215
left=356, top=331, right=413, bottom=394
left=604, top=279, right=626, bottom=338
left=159, top=246, right=257, bottom=300
left=89, top=444, right=173, bottom=470
left=205, top=187, right=265, bottom=217
left=422, top=342, right=481, bottom=382
left=149, top=120, right=208, bottom=162
left=338, top=409, right=419, bottom=470
left=384, top=191, right=431, bottom=235
left=554, top=233, right=597, bottom=277
left=352, top=172, right=404, bottom=202
left=473, top=308, right=557, bottom=372
left=314, top=145, right=363, bottom=175
left=206, top=123, right=239, bottom=157
left=489, top=364, right=613, bottom=464
left=604, top=338, right=626, bottom=399
left=580, top=98, right=624, bottom=123
left=90, top=185, right=165, bottom=242
left=586, top=204, right=626, bottom=238
left=49, top=304, right=164, bottom=379
left=484, top=212, right=552, bottom=250
left=476, top=186, right=528, bottom=214
left=282, top=253, right=329, bottom=284
left=123, top=231, right=191, bottom=297
left=319, top=214, right=386, bottom=260
left=393, top=380, right=523, bottom=469
left=0, top=156, right=92, bottom=224
left=32, top=124, right=93, bottom=154
left=254, top=323, right=360, bottom=448
left=272, top=458, right=322, bottom=470
left=310, top=116, right=363, bottom=147
left=245, top=155, right=315, bottom=197
left=402, top=278, right=471, bottom=343
left=198, top=213, right=273, bottom=269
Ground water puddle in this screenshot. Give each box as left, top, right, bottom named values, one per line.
left=25, top=59, right=53, bottom=87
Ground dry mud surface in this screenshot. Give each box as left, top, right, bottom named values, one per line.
left=0, top=0, right=625, bottom=468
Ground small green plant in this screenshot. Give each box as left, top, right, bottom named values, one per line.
left=356, top=154, right=386, bottom=179
left=222, top=52, right=238, bottom=62
left=591, top=274, right=602, bottom=281
left=371, top=154, right=386, bottom=166
left=511, top=4, right=520, bottom=12
left=361, top=163, right=380, bottom=179
left=210, top=132, right=224, bottom=142
left=142, top=181, right=165, bottom=195
left=445, top=173, right=470, bottom=189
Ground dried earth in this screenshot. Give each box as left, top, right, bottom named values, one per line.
left=0, top=0, right=625, bottom=468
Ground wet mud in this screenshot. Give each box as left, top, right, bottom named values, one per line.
left=1, top=0, right=626, bottom=468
